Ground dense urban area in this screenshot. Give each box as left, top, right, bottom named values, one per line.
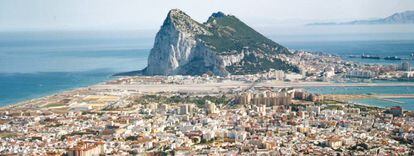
left=1, top=51, right=414, bottom=155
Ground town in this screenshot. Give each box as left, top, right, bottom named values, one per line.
left=1, top=1, right=414, bottom=155
left=1, top=72, right=414, bottom=155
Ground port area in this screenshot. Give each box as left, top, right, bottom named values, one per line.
left=349, top=54, right=412, bottom=61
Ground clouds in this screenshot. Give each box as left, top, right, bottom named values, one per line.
left=0, top=0, right=413, bottom=31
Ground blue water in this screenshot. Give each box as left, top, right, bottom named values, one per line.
left=351, top=98, right=414, bottom=110
left=305, top=86, right=414, bottom=95
left=282, top=40, right=414, bottom=65
left=306, top=86, right=414, bottom=110
left=0, top=72, right=111, bottom=105
left=287, top=39, right=414, bottom=110
left=1, top=30, right=414, bottom=107
left=0, top=32, right=150, bottom=106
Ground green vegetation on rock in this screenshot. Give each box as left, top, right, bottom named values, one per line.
left=199, top=13, right=289, bottom=55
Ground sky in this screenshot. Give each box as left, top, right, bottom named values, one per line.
left=0, top=0, right=414, bottom=31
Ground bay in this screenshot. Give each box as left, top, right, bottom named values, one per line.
left=2, top=30, right=414, bottom=107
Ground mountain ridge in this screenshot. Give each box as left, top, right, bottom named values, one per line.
left=308, top=10, right=414, bottom=26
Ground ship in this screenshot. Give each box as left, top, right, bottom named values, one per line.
left=384, top=56, right=402, bottom=60
left=348, top=55, right=359, bottom=58
left=361, top=54, right=380, bottom=59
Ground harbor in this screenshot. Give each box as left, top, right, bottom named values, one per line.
left=348, top=53, right=414, bottom=61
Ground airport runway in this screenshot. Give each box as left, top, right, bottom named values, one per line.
left=91, top=81, right=414, bottom=93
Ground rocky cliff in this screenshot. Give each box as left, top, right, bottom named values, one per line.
left=142, top=9, right=299, bottom=76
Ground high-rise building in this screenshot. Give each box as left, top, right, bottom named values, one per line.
left=347, top=70, right=376, bottom=78
left=238, top=90, right=292, bottom=106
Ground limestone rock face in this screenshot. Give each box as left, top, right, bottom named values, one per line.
left=144, top=9, right=299, bottom=76
left=145, top=9, right=224, bottom=75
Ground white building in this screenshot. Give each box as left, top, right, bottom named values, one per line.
left=205, top=101, right=218, bottom=114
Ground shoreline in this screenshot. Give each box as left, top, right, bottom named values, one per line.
left=0, top=72, right=116, bottom=109
left=0, top=79, right=111, bottom=110
left=1, top=87, right=85, bottom=110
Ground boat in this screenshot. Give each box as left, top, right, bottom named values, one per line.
left=384, top=56, right=402, bottom=60
left=361, top=54, right=380, bottom=59
left=348, top=55, right=359, bottom=58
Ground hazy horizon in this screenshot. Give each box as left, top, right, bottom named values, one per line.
left=1, top=0, right=414, bottom=31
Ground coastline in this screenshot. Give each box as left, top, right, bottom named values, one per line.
left=0, top=79, right=112, bottom=110
left=0, top=71, right=118, bottom=108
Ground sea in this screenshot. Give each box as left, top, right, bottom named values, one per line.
left=1, top=27, right=414, bottom=108
left=0, top=31, right=151, bottom=106
left=305, top=86, right=414, bottom=110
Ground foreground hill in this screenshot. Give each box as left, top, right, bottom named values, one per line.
left=141, top=9, right=299, bottom=76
